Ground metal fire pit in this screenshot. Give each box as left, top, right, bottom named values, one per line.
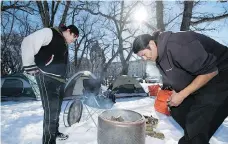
left=97, top=109, right=145, bottom=144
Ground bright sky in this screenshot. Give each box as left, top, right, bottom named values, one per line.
left=196, top=2, right=228, bottom=45
left=131, top=1, right=228, bottom=61
left=164, top=1, right=228, bottom=45
left=6, top=1, right=227, bottom=62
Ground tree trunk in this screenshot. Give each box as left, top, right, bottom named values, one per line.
left=36, top=1, right=50, bottom=27
left=118, top=36, right=128, bottom=75
left=118, top=1, right=130, bottom=75
left=180, top=1, right=194, bottom=31
left=59, top=1, right=71, bottom=26
left=100, top=50, right=119, bottom=80
left=156, top=1, right=165, bottom=31
left=37, top=1, right=70, bottom=27
left=50, top=1, right=60, bottom=27
left=43, top=1, right=50, bottom=27
left=121, top=64, right=129, bottom=75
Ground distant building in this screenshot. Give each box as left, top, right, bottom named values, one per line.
left=106, top=60, right=147, bottom=78
left=145, top=61, right=160, bottom=77
left=90, top=41, right=105, bottom=79
left=78, top=57, right=91, bottom=71
left=106, top=60, right=160, bottom=79
left=106, top=62, right=122, bottom=79
left=68, top=53, right=160, bottom=81
left=68, top=41, right=106, bottom=79
left=128, top=60, right=146, bottom=77
left=67, top=57, right=91, bottom=77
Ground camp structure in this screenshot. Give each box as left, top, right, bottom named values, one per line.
left=110, top=75, right=148, bottom=98
left=1, top=73, right=40, bottom=101
left=1, top=71, right=101, bottom=101
left=63, top=71, right=113, bottom=127
left=63, top=71, right=101, bottom=99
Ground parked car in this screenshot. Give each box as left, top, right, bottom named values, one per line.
left=135, top=77, right=144, bottom=83
left=145, top=75, right=162, bottom=84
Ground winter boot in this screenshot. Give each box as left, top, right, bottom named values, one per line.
left=56, top=132, right=69, bottom=141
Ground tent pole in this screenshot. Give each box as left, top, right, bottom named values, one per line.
left=84, top=104, right=98, bottom=127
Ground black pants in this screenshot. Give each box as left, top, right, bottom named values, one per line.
left=35, top=73, right=63, bottom=144
left=170, top=72, right=228, bottom=144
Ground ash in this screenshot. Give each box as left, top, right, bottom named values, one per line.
left=110, top=116, right=124, bottom=122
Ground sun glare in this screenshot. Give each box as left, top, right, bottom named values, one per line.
left=134, top=7, right=147, bottom=22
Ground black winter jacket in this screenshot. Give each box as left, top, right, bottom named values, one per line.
left=156, top=31, right=228, bottom=92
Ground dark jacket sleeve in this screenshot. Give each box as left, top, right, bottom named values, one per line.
left=170, top=40, right=218, bottom=75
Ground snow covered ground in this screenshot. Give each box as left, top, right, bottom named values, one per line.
left=1, top=96, right=228, bottom=144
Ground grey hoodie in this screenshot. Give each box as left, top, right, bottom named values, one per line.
left=156, top=31, right=228, bottom=92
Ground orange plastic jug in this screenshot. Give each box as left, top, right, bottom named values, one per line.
left=154, top=90, right=172, bottom=116
left=148, top=85, right=160, bottom=96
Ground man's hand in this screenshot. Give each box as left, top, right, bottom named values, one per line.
left=167, top=91, right=188, bottom=107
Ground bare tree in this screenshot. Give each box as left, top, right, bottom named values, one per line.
left=1, top=9, right=24, bottom=75
left=2, top=1, right=227, bottom=77
left=100, top=42, right=120, bottom=80
left=59, top=1, right=71, bottom=27
left=156, top=1, right=165, bottom=31
left=36, top=1, right=70, bottom=27
left=191, top=11, right=228, bottom=26
left=1, top=1, right=41, bottom=76
left=180, top=1, right=194, bottom=31
left=143, top=1, right=182, bottom=32
left=180, top=1, right=228, bottom=31
left=74, top=1, right=140, bottom=75
left=1, top=1, right=34, bottom=13
left=89, top=41, right=106, bottom=78
left=65, top=6, right=107, bottom=78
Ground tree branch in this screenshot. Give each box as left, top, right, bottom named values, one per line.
left=36, top=1, right=46, bottom=27
left=59, top=1, right=71, bottom=26
left=43, top=1, right=50, bottom=26
left=191, top=13, right=228, bottom=25
left=1, top=1, right=31, bottom=12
